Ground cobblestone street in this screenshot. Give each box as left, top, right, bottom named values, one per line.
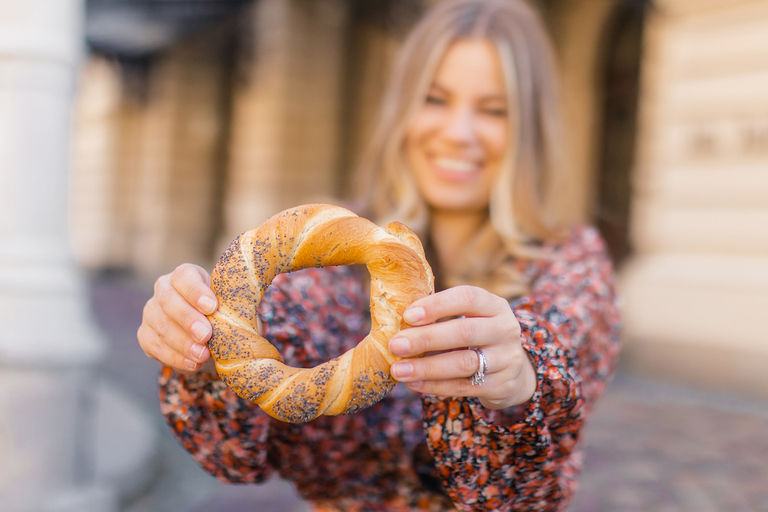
left=89, top=273, right=768, bottom=512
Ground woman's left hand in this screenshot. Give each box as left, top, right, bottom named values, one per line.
left=389, top=285, right=537, bottom=410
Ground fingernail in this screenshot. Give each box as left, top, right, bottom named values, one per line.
left=198, top=296, right=217, bottom=314
left=391, top=362, right=413, bottom=379
left=184, top=359, right=198, bottom=371
left=389, top=337, right=410, bottom=355
left=191, top=322, right=210, bottom=342
left=190, top=343, right=206, bottom=360
left=407, top=381, right=423, bottom=389
left=403, top=307, right=424, bottom=324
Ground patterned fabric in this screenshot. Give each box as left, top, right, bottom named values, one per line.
left=159, top=225, right=621, bottom=511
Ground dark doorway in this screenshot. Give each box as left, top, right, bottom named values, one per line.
left=595, top=1, right=647, bottom=266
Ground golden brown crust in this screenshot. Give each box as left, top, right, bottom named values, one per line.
left=207, top=204, right=434, bottom=423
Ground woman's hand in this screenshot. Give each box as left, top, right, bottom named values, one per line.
left=137, top=263, right=219, bottom=374
left=389, top=285, right=537, bottom=410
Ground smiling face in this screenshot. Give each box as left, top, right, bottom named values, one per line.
left=404, top=39, right=510, bottom=215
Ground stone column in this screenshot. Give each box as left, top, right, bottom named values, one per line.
left=70, top=57, right=126, bottom=271
left=620, top=0, right=768, bottom=398
left=545, top=0, right=618, bottom=222
left=0, top=1, right=115, bottom=509
left=130, top=27, right=233, bottom=277
left=222, top=0, right=347, bottom=247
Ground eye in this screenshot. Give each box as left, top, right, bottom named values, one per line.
left=425, top=94, right=446, bottom=106
left=482, top=106, right=507, bottom=117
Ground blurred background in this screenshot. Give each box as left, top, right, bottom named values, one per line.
left=1, top=0, right=767, bottom=510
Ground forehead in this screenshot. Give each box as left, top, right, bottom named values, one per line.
left=431, top=39, right=506, bottom=97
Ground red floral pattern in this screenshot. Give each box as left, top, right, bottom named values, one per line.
left=159, top=225, right=620, bottom=511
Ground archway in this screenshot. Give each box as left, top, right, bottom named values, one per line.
left=595, top=1, right=647, bottom=266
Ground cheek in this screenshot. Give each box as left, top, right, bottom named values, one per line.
left=405, top=108, right=443, bottom=148
left=478, top=120, right=508, bottom=162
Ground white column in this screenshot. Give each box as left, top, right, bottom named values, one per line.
left=0, top=1, right=115, bottom=509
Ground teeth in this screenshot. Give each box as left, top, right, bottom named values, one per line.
left=433, top=158, right=477, bottom=173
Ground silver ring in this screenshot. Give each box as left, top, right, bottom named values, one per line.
left=470, top=348, right=488, bottom=386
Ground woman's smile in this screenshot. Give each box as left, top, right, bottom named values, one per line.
left=429, top=157, right=483, bottom=180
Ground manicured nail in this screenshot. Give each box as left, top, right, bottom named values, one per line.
left=391, top=362, right=413, bottom=379
left=191, top=322, right=210, bottom=342
left=190, top=343, right=206, bottom=360
left=403, top=307, right=425, bottom=324
left=198, top=296, right=217, bottom=314
left=389, top=337, right=410, bottom=355
left=184, top=359, right=198, bottom=371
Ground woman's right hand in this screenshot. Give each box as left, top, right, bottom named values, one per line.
left=137, top=263, right=219, bottom=374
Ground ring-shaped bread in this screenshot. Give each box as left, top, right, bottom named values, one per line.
left=207, top=204, right=434, bottom=423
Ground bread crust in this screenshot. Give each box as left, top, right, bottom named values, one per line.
left=208, top=204, right=434, bottom=423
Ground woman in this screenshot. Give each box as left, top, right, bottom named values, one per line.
left=137, top=0, right=621, bottom=510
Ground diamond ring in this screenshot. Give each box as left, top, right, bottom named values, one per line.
left=469, top=348, right=488, bottom=386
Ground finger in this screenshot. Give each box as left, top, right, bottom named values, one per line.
left=169, top=263, right=217, bottom=315
left=390, top=316, right=509, bottom=356
left=392, top=344, right=514, bottom=385
left=137, top=322, right=208, bottom=372
left=391, top=347, right=481, bottom=382
left=403, top=285, right=510, bottom=326
left=142, top=298, right=211, bottom=363
left=404, top=376, right=478, bottom=398
left=155, top=279, right=213, bottom=345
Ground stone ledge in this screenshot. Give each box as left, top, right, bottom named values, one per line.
left=620, top=340, right=768, bottom=401
left=619, top=254, right=768, bottom=399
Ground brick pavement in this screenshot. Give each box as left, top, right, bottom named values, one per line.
left=87, top=273, right=768, bottom=512
left=569, top=375, right=768, bottom=512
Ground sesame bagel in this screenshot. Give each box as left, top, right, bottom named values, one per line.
left=207, top=204, right=434, bottom=423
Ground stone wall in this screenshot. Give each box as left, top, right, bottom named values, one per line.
left=72, top=0, right=408, bottom=276
left=620, top=0, right=768, bottom=398
left=131, top=27, right=232, bottom=275
left=72, top=23, right=233, bottom=276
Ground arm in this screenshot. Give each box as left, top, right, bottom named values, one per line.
left=393, top=226, right=620, bottom=510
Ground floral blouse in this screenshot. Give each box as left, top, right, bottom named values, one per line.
left=159, top=225, right=621, bottom=511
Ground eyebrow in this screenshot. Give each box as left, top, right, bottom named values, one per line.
left=428, top=82, right=507, bottom=103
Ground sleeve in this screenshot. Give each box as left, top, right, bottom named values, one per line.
left=421, top=226, right=621, bottom=511
left=156, top=272, right=305, bottom=484
left=158, top=366, right=273, bottom=484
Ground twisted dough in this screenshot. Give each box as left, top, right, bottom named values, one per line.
left=208, top=204, right=434, bottom=423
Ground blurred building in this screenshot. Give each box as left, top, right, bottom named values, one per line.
left=0, top=1, right=155, bottom=509
left=71, top=0, right=768, bottom=398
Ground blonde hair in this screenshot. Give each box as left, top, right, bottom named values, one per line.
left=356, top=0, right=572, bottom=297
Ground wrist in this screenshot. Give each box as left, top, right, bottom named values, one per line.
left=518, top=351, right=538, bottom=405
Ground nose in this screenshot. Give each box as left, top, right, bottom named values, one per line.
left=441, top=106, right=477, bottom=145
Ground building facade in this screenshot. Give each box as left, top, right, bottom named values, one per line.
left=70, top=0, right=768, bottom=398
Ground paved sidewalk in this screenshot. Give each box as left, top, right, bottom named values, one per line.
left=569, top=375, right=768, bottom=512
left=87, top=272, right=768, bottom=512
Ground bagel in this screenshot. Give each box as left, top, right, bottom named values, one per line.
left=207, top=204, right=434, bottom=423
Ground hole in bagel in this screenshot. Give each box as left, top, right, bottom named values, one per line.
left=256, top=265, right=373, bottom=369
